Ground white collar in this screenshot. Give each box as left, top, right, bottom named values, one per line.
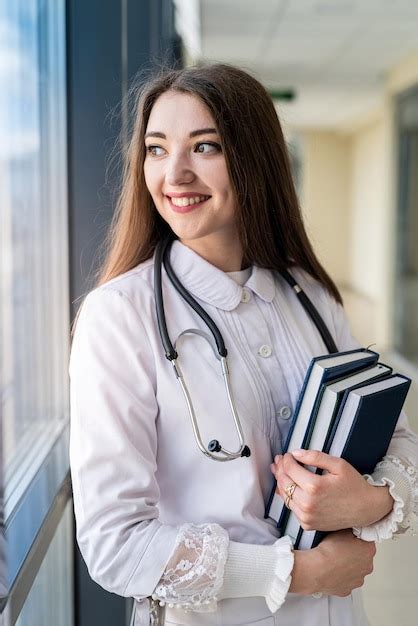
left=165, top=240, right=276, bottom=311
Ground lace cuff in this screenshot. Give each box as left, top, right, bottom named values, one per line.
left=353, top=454, right=418, bottom=542
left=151, top=523, right=229, bottom=612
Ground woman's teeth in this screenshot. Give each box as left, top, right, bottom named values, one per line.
left=170, top=195, right=210, bottom=207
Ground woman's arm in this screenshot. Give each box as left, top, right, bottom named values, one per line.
left=224, top=529, right=376, bottom=599
left=151, top=527, right=376, bottom=612
left=352, top=409, right=418, bottom=541
left=219, top=529, right=375, bottom=604
left=70, top=288, right=180, bottom=598
left=151, top=531, right=293, bottom=612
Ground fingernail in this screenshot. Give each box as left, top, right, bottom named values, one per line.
left=292, top=449, right=305, bottom=458
left=274, top=454, right=282, bottom=464
left=270, top=463, right=276, bottom=473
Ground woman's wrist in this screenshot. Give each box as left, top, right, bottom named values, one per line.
left=289, top=549, right=322, bottom=595
left=355, top=482, right=394, bottom=527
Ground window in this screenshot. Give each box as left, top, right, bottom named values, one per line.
left=15, top=502, right=73, bottom=626
left=0, top=0, right=71, bottom=621
left=0, top=0, right=69, bottom=500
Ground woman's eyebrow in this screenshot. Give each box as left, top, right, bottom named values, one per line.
left=144, top=128, right=218, bottom=139
left=190, top=128, right=218, bottom=138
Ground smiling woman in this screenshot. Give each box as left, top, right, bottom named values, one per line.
left=95, top=63, right=344, bottom=298
left=69, top=63, right=418, bottom=626
left=143, top=91, right=241, bottom=271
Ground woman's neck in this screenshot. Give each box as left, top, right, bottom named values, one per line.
left=180, top=233, right=244, bottom=272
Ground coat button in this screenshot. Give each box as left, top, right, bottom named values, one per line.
left=241, top=288, right=251, bottom=303
left=258, top=344, right=272, bottom=358
left=279, top=405, right=292, bottom=419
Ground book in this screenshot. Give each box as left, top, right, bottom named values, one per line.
left=280, top=361, right=392, bottom=545
left=265, top=348, right=379, bottom=527
left=294, top=373, right=411, bottom=550
left=303, top=362, right=393, bottom=473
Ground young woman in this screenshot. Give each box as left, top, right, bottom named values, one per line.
left=69, top=63, right=418, bottom=626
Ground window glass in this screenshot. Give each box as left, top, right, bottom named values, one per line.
left=15, top=502, right=73, bottom=626
left=0, top=0, right=69, bottom=494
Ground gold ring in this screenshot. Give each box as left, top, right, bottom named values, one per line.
left=284, top=483, right=296, bottom=497
left=284, top=483, right=296, bottom=509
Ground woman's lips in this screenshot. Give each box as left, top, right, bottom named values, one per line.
left=166, top=196, right=210, bottom=214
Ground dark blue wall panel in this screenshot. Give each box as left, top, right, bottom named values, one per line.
left=66, top=2, right=181, bottom=624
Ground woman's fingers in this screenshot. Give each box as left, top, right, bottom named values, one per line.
left=271, top=454, right=320, bottom=521
left=292, top=448, right=343, bottom=474
left=273, top=453, right=321, bottom=495
left=315, top=530, right=376, bottom=596
left=272, top=464, right=304, bottom=511
left=282, top=453, right=322, bottom=493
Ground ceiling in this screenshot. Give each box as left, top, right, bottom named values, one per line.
left=176, top=0, right=418, bottom=131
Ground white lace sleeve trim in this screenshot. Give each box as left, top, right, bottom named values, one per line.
left=151, top=523, right=229, bottom=613
left=353, top=454, right=418, bottom=542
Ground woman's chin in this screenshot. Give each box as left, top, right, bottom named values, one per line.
left=167, top=222, right=211, bottom=244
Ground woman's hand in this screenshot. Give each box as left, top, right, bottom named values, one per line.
left=271, top=449, right=394, bottom=530
left=290, top=530, right=376, bottom=597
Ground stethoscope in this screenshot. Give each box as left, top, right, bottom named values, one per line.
left=154, top=235, right=338, bottom=462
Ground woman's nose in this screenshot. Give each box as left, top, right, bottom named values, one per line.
left=165, top=153, right=195, bottom=186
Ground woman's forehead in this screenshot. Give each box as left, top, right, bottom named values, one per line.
left=146, top=91, right=217, bottom=133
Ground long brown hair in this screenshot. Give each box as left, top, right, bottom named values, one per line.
left=96, top=62, right=342, bottom=305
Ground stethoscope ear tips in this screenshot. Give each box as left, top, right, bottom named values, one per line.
left=241, top=446, right=251, bottom=457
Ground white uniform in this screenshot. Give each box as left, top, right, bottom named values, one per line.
left=69, top=240, right=418, bottom=626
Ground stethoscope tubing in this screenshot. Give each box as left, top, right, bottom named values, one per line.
left=154, top=235, right=338, bottom=462
left=163, top=237, right=228, bottom=357
left=280, top=269, right=338, bottom=354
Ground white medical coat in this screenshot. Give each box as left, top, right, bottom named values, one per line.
left=69, top=240, right=416, bottom=626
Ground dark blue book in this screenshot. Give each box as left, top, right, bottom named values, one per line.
left=265, top=348, right=379, bottom=527
left=300, top=362, right=392, bottom=474
left=281, top=362, right=393, bottom=544
left=295, top=373, right=411, bottom=550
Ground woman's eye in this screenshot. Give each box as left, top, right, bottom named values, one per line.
left=194, top=142, right=221, bottom=154
left=146, top=145, right=165, bottom=156
left=145, top=142, right=221, bottom=156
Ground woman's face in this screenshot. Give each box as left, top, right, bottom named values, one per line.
left=143, top=91, right=240, bottom=251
